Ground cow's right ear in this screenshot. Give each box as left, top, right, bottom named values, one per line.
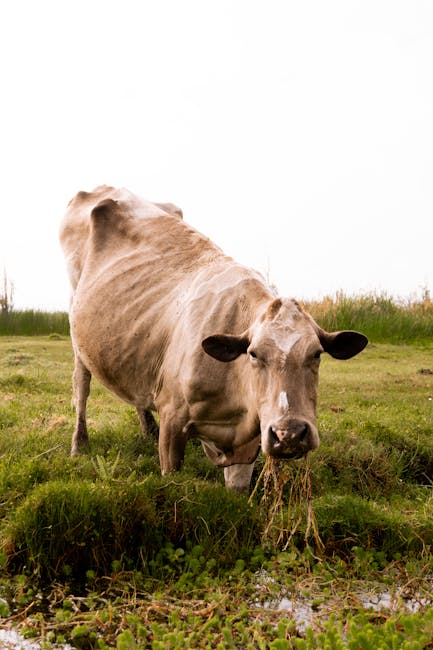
left=202, top=334, right=250, bottom=362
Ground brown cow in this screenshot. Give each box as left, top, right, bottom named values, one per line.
left=60, top=186, right=367, bottom=491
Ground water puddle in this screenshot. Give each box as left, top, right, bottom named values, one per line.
left=0, top=628, right=42, bottom=649
left=0, top=627, right=72, bottom=650
left=253, top=570, right=433, bottom=633
left=265, top=596, right=315, bottom=632
left=358, top=587, right=431, bottom=614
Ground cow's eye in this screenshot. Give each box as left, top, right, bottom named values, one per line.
left=249, top=349, right=262, bottom=363
left=248, top=349, right=265, bottom=365
left=313, top=350, right=323, bottom=360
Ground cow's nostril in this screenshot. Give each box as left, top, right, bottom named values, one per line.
left=297, top=423, right=309, bottom=442
left=270, top=426, right=283, bottom=446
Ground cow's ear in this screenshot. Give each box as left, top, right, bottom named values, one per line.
left=202, top=334, right=250, bottom=362
left=319, top=330, right=368, bottom=360
left=90, top=198, right=128, bottom=251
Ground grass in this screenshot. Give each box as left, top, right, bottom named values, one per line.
left=0, top=335, right=432, bottom=647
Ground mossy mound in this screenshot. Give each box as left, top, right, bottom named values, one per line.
left=4, top=476, right=260, bottom=582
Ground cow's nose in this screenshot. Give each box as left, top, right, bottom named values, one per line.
left=272, top=421, right=309, bottom=443
left=268, top=418, right=312, bottom=457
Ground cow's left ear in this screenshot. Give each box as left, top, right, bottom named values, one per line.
left=202, top=334, right=250, bottom=362
left=319, top=330, right=368, bottom=360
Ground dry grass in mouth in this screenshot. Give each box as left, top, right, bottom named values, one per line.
left=250, top=455, right=324, bottom=552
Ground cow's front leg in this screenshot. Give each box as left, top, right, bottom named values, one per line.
left=158, top=415, right=188, bottom=475
left=71, top=354, right=91, bottom=456
left=224, top=463, right=256, bottom=493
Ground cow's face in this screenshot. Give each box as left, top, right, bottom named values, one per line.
left=202, top=298, right=367, bottom=460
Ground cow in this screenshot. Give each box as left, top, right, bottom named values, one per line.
left=60, top=185, right=368, bottom=492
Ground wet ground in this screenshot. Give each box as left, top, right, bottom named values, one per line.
left=1, top=572, right=432, bottom=648
left=255, top=569, right=433, bottom=633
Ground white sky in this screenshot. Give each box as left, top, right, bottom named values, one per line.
left=1, top=1, right=432, bottom=311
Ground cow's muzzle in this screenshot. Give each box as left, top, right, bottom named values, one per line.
left=266, top=418, right=318, bottom=459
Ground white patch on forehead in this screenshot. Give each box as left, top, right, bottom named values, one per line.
left=279, top=391, right=289, bottom=412
left=270, top=330, right=302, bottom=354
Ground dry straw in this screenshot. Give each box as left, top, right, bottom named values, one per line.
left=249, top=455, right=324, bottom=552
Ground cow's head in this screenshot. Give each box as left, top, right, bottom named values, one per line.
left=202, top=298, right=367, bottom=460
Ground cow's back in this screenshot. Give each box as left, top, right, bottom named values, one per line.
left=59, top=186, right=182, bottom=290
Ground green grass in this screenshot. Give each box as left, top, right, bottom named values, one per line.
left=0, top=336, right=433, bottom=647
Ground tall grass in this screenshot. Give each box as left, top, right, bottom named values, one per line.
left=0, top=292, right=432, bottom=341
left=0, top=309, right=69, bottom=336
left=304, top=291, right=433, bottom=343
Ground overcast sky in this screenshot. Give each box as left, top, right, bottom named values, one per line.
left=1, top=1, right=432, bottom=311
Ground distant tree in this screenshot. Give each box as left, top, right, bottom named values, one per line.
left=0, top=268, right=14, bottom=314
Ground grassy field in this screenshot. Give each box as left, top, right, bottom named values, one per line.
left=0, top=334, right=432, bottom=647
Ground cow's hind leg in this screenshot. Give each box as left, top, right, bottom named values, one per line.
left=158, top=413, right=188, bottom=475
left=136, top=409, right=159, bottom=440
left=71, top=354, right=91, bottom=456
